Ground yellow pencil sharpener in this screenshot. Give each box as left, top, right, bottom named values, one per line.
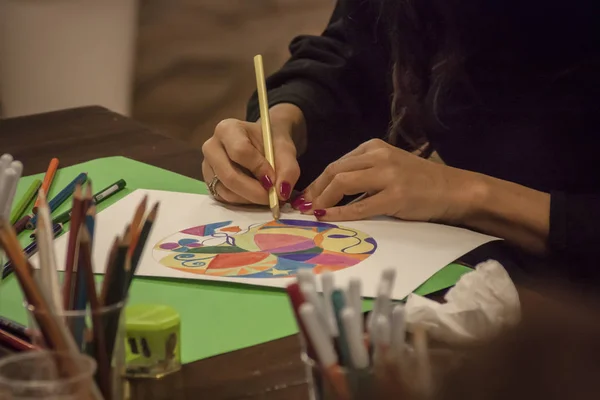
left=124, top=304, right=182, bottom=379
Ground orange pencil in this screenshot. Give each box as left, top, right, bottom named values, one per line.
left=33, top=158, right=59, bottom=214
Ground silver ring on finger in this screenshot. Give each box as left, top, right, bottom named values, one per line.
left=208, top=174, right=221, bottom=200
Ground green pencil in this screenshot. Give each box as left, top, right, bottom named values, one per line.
left=9, top=179, right=41, bottom=225
left=52, top=179, right=126, bottom=225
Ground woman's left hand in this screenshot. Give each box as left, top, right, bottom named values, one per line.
left=295, top=139, right=477, bottom=223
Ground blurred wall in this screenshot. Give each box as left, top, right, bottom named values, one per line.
left=132, top=0, right=334, bottom=148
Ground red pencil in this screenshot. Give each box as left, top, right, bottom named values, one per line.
left=286, top=282, right=317, bottom=360
left=33, top=158, right=59, bottom=214
left=0, top=328, right=35, bottom=351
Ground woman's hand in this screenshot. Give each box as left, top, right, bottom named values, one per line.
left=202, top=104, right=305, bottom=205
left=296, top=139, right=477, bottom=223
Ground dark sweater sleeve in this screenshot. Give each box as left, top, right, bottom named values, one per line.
left=246, top=0, right=393, bottom=188
left=549, top=192, right=600, bottom=256
left=548, top=192, right=600, bottom=279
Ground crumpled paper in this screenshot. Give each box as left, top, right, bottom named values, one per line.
left=405, top=259, right=520, bottom=344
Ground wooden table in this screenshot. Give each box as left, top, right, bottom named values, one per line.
left=1, top=106, right=544, bottom=399
left=1, top=106, right=310, bottom=399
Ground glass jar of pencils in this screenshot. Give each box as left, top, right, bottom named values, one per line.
left=0, top=350, right=96, bottom=399
left=26, top=300, right=128, bottom=400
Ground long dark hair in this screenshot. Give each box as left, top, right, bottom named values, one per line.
left=377, top=0, right=597, bottom=154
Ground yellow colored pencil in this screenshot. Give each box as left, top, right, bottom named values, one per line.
left=253, top=54, right=280, bottom=220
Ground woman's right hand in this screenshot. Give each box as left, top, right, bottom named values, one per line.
left=201, top=104, right=305, bottom=205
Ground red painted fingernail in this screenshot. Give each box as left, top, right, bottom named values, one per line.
left=291, top=195, right=305, bottom=209
left=280, top=181, right=292, bottom=200
left=313, top=209, right=326, bottom=218
left=260, top=175, right=273, bottom=190
left=298, top=202, right=313, bottom=213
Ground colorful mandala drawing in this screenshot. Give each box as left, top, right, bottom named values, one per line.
left=152, top=219, right=377, bottom=278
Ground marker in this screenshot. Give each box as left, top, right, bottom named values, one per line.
left=321, top=271, right=339, bottom=337
left=286, top=282, right=316, bottom=359
left=300, top=283, right=329, bottom=337
left=2, top=223, right=63, bottom=279
left=366, top=268, right=396, bottom=334
left=27, top=173, right=87, bottom=229
left=2, top=161, right=23, bottom=220
left=341, top=307, right=372, bottom=398
left=300, top=303, right=350, bottom=400
left=331, top=290, right=351, bottom=367
left=347, top=278, right=363, bottom=332
left=341, top=308, right=369, bottom=369
left=391, top=304, right=406, bottom=360
left=372, top=315, right=391, bottom=368
left=52, top=179, right=126, bottom=225
left=297, top=268, right=317, bottom=288
left=0, top=316, right=29, bottom=342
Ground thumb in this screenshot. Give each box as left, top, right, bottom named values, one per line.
left=273, top=138, right=301, bottom=202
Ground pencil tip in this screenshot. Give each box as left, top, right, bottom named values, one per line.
left=148, top=202, right=160, bottom=220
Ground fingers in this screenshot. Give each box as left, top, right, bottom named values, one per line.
left=273, top=139, right=300, bottom=201
left=302, top=153, right=375, bottom=204
left=313, top=192, right=390, bottom=222
left=201, top=160, right=251, bottom=204
left=216, top=120, right=276, bottom=190
left=308, top=169, right=383, bottom=212
left=202, top=138, right=269, bottom=205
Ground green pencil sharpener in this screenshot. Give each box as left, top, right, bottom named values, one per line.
left=124, top=304, right=182, bottom=379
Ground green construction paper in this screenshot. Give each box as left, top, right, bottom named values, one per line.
left=0, top=156, right=469, bottom=364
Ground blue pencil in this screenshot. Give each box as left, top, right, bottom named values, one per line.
left=2, top=223, right=63, bottom=279
left=27, top=173, right=87, bottom=229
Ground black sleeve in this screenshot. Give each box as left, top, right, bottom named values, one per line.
left=548, top=192, right=600, bottom=280
left=246, top=0, right=393, bottom=189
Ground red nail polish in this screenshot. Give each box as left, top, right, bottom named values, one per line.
left=280, top=181, right=292, bottom=200
left=313, top=209, right=326, bottom=218
left=260, top=175, right=273, bottom=190
left=291, top=195, right=305, bottom=209
left=298, top=202, right=313, bottom=213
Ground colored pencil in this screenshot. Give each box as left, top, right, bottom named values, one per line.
left=72, top=182, right=94, bottom=318
left=62, top=184, right=86, bottom=310
left=0, top=328, right=36, bottom=351
left=253, top=54, right=280, bottom=220
left=28, top=172, right=87, bottom=229
left=79, top=227, right=111, bottom=398
left=127, top=195, right=148, bottom=255
left=52, top=179, right=126, bottom=226
left=103, top=227, right=131, bottom=360
left=2, top=223, right=62, bottom=279
left=32, top=158, right=59, bottom=214
left=0, top=220, right=79, bottom=368
left=35, top=189, right=63, bottom=312
left=10, top=179, right=42, bottom=225
left=99, top=238, right=120, bottom=306
left=127, top=202, right=159, bottom=290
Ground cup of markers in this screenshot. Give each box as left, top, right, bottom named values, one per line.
left=286, top=269, right=463, bottom=400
